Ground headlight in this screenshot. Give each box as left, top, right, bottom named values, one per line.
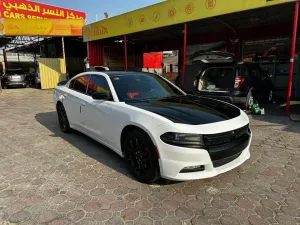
left=160, top=132, right=204, bottom=148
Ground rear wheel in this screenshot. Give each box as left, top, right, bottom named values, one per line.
left=267, top=89, right=273, bottom=103
left=242, top=91, right=253, bottom=110
left=124, top=130, right=160, bottom=183
left=57, top=104, right=71, bottom=133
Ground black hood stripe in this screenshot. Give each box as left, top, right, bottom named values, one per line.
left=127, top=95, right=240, bottom=125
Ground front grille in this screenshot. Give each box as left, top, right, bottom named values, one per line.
left=213, top=152, right=242, bottom=168
left=203, top=125, right=251, bottom=168
left=203, top=125, right=249, bottom=148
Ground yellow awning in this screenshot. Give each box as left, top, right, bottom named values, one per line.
left=83, top=0, right=294, bottom=42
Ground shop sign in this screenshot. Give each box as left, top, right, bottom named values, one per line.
left=1, top=18, right=84, bottom=36
left=0, top=0, right=86, bottom=20
left=83, top=0, right=291, bottom=42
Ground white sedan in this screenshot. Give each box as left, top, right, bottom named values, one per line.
left=54, top=71, right=251, bottom=183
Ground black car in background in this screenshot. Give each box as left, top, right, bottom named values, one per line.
left=1, top=68, right=29, bottom=89
left=192, top=52, right=274, bottom=109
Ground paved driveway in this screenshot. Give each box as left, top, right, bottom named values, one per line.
left=0, top=88, right=300, bottom=225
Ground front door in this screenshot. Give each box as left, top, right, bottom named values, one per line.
left=81, top=75, right=120, bottom=153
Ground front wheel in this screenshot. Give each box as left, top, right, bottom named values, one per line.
left=57, top=104, right=71, bottom=133
left=124, top=130, right=160, bottom=183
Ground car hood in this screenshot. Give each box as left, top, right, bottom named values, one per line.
left=126, top=95, right=241, bottom=125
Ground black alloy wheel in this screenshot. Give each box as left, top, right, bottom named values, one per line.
left=124, top=130, right=159, bottom=183
left=57, top=104, right=71, bottom=133
left=242, top=91, right=254, bottom=110
left=268, top=89, right=274, bottom=103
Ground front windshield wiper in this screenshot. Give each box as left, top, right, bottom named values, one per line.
left=124, top=98, right=150, bottom=103
left=155, top=95, right=185, bottom=100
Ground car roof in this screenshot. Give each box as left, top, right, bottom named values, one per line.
left=103, top=71, right=155, bottom=77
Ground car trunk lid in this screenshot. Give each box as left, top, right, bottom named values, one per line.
left=8, top=74, right=26, bottom=81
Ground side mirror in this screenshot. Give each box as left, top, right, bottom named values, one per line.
left=92, top=92, right=109, bottom=100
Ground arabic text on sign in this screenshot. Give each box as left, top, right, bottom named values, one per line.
left=1, top=1, right=85, bottom=20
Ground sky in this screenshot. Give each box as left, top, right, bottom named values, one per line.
left=36, top=0, right=164, bottom=23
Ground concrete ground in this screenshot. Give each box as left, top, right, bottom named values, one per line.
left=0, top=88, right=300, bottom=225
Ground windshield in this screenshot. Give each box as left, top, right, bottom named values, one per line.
left=6, top=69, right=24, bottom=75
left=198, top=67, right=234, bottom=92
left=110, top=73, right=183, bottom=102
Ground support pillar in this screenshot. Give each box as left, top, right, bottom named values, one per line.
left=286, top=1, right=299, bottom=116
left=182, top=23, right=187, bottom=90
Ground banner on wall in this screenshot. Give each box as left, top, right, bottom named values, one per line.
left=0, top=0, right=86, bottom=20
left=0, top=18, right=4, bottom=36
left=0, top=18, right=85, bottom=36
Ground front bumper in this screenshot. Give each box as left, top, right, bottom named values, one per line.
left=158, top=139, right=251, bottom=181
left=155, top=112, right=251, bottom=181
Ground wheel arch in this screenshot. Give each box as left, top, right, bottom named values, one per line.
left=56, top=100, right=63, bottom=110
left=120, top=124, right=158, bottom=155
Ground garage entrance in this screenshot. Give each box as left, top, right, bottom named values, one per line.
left=83, top=0, right=299, bottom=117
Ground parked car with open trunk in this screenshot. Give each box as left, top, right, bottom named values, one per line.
left=192, top=52, right=274, bottom=109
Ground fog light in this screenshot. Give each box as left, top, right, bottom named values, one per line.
left=180, top=165, right=205, bottom=173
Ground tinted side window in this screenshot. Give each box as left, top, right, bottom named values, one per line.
left=69, top=79, right=76, bottom=89
left=72, top=75, right=90, bottom=94
left=87, top=75, right=112, bottom=98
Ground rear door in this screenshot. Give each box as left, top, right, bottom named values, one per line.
left=63, top=75, right=90, bottom=130
left=249, top=65, right=272, bottom=99
left=248, top=65, right=266, bottom=93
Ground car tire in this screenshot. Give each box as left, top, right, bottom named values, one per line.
left=267, top=89, right=274, bottom=103
left=242, top=91, right=254, bottom=110
left=57, top=104, right=71, bottom=133
left=124, top=130, right=160, bottom=183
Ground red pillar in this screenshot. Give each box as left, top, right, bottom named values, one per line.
left=2, top=49, right=8, bottom=69
left=124, top=35, right=128, bottom=71
left=286, top=1, right=299, bottom=116
left=182, top=23, right=187, bottom=90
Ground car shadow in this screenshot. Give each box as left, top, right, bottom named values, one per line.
left=35, top=111, right=180, bottom=185
left=35, top=111, right=134, bottom=179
